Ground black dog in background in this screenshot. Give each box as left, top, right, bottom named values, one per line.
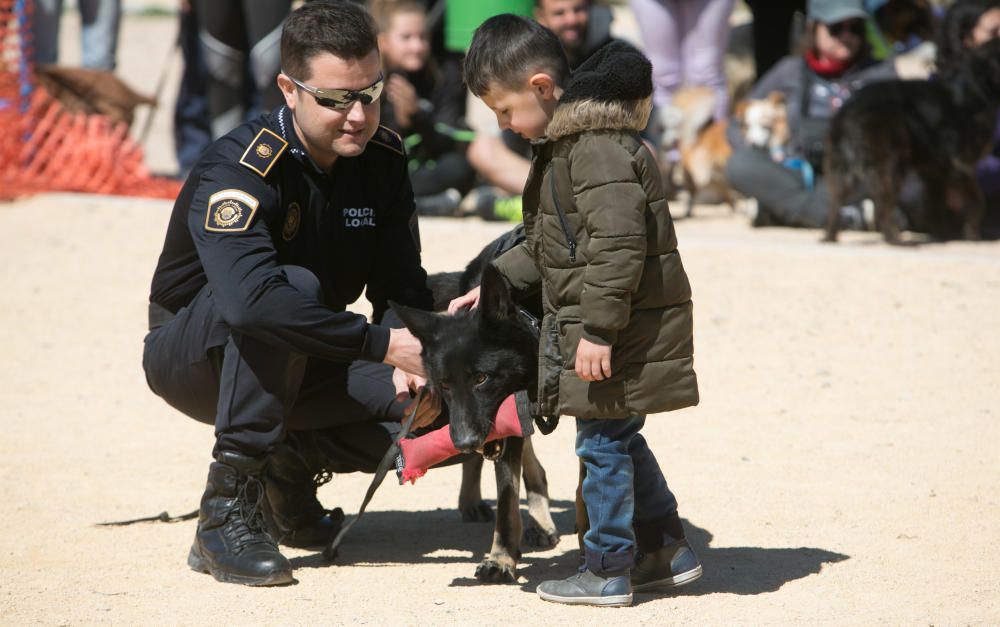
left=394, top=228, right=558, bottom=583
left=823, top=38, right=1000, bottom=243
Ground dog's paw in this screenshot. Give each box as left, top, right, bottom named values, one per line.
left=459, top=500, right=494, bottom=523
left=522, top=522, right=559, bottom=549
left=475, top=558, right=517, bottom=583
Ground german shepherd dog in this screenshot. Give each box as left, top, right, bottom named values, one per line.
left=823, top=38, right=1000, bottom=244
left=393, top=230, right=559, bottom=583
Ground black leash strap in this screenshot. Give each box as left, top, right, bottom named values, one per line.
left=322, top=388, right=424, bottom=561
left=96, top=509, right=198, bottom=527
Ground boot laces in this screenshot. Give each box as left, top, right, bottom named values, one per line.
left=229, top=476, right=275, bottom=552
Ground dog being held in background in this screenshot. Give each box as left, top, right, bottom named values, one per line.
left=396, top=233, right=557, bottom=583
left=733, top=91, right=790, bottom=162
left=662, top=86, right=738, bottom=216
left=823, top=38, right=1000, bottom=244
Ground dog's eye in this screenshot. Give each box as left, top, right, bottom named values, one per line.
left=474, top=373, right=488, bottom=386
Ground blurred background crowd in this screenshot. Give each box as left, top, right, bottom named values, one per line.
left=24, top=0, right=1000, bottom=238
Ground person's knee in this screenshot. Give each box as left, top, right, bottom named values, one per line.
left=467, top=136, right=495, bottom=175
left=724, top=149, right=761, bottom=192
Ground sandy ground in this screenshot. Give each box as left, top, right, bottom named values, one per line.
left=3, top=6, right=1000, bottom=627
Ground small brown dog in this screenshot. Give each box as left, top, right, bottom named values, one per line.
left=662, top=86, right=738, bottom=216
left=35, top=65, right=155, bottom=127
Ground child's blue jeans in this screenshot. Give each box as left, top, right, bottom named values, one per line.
left=576, top=414, right=678, bottom=575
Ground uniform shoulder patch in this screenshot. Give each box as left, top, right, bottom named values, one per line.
left=239, top=128, right=288, bottom=177
left=369, top=125, right=404, bottom=156
left=205, top=189, right=260, bottom=233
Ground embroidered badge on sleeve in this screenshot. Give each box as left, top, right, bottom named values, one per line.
left=205, top=189, right=260, bottom=232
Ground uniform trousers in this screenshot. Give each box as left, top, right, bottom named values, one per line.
left=142, top=266, right=407, bottom=461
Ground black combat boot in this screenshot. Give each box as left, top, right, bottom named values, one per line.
left=264, top=432, right=345, bottom=549
left=187, top=450, right=294, bottom=586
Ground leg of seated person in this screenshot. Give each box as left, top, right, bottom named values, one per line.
left=467, top=135, right=530, bottom=196
left=725, top=148, right=828, bottom=228
left=410, top=151, right=476, bottom=197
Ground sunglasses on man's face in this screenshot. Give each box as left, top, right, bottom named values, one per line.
left=827, top=19, right=866, bottom=37
left=284, top=72, right=384, bottom=110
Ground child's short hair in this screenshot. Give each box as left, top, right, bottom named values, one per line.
left=371, top=0, right=426, bottom=33
left=463, top=14, right=570, bottom=97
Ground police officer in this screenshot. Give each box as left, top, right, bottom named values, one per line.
left=143, top=1, right=440, bottom=586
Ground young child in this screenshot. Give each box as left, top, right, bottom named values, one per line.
left=451, top=15, right=702, bottom=606
left=372, top=0, right=475, bottom=216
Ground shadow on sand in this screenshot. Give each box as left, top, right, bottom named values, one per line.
left=288, top=503, right=847, bottom=598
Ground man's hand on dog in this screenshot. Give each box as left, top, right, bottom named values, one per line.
left=447, top=286, right=481, bottom=313
left=385, top=328, right=440, bottom=428
left=575, top=337, right=612, bottom=382
left=392, top=367, right=441, bottom=429
left=385, top=327, right=426, bottom=376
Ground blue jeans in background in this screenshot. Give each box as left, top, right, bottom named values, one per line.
left=32, top=0, right=121, bottom=70
left=575, top=415, right=679, bottom=575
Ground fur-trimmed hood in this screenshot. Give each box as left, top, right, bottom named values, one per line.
left=546, top=40, right=653, bottom=140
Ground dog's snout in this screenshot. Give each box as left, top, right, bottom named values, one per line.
left=452, top=434, right=482, bottom=454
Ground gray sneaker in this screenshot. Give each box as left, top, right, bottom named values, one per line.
left=631, top=538, right=703, bottom=592
left=537, top=568, right=633, bottom=607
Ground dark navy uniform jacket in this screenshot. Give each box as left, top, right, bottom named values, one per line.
left=149, top=106, right=433, bottom=364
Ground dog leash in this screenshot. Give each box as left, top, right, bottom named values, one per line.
left=322, top=387, right=424, bottom=561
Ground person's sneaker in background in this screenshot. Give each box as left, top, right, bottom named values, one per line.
left=537, top=567, right=633, bottom=607
left=839, top=204, right=865, bottom=230
left=414, top=188, right=462, bottom=217
left=631, top=537, right=703, bottom=592
left=474, top=187, right=523, bottom=222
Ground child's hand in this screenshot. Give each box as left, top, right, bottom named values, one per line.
left=447, top=286, right=481, bottom=314
left=575, top=337, right=612, bottom=382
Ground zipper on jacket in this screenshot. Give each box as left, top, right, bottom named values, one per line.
left=549, top=170, right=577, bottom=263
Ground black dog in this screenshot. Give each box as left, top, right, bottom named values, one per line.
left=394, top=232, right=558, bottom=583
left=823, top=38, right=1000, bottom=243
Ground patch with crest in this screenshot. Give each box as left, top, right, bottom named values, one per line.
left=282, top=202, right=301, bottom=240
left=240, top=128, right=288, bottom=177
left=205, top=189, right=260, bottom=232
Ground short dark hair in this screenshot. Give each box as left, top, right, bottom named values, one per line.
left=463, top=14, right=570, bottom=97
left=281, top=1, right=379, bottom=81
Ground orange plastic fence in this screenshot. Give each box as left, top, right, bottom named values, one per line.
left=0, top=1, right=180, bottom=201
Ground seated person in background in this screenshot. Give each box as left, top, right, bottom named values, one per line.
left=466, top=0, right=615, bottom=221
left=725, top=0, right=897, bottom=229
left=374, top=0, right=476, bottom=216
left=936, top=0, right=1000, bottom=237
left=865, top=0, right=938, bottom=79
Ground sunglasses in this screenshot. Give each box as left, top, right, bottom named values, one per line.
left=827, top=19, right=866, bottom=37
left=284, top=72, right=384, bottom=110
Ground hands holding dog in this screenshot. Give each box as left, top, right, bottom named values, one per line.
left=447, top=286, right=481, bottom=314
left=391, top=367, right=441, bottom=429
left=385, top=327, right=440, bottom=428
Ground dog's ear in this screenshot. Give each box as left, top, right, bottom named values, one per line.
left=389, top=300, right=441, bottom=345
left=478, top=264, right=517, bottom=323
left=765, top=90, right=786, bottom=106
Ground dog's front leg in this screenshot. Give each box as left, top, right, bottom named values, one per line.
left=458, top=455, right=494, bottom=522
left=475, top=437, right=523, bottom=583
left=520, top=436, right=559, bottom=549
